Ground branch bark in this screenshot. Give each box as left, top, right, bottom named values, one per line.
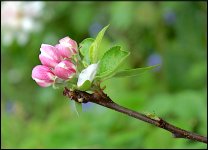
left=63, top=87, right=207, bottom=144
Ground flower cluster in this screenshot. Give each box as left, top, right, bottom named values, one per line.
left=31, top=25, right=157, bottom=91
left=32, top=37, right=78, bottom=87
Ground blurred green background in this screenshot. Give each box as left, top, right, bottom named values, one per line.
left=1, top=1, right=207, bottom=149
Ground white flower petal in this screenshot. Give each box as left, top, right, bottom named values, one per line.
left=77, top=63, right=99, bottom=87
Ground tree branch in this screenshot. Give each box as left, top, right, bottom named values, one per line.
left=63, top=87, right=207, bottom=144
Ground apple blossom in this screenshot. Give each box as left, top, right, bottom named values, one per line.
left=59, top=36, right=78, bottom=54
left=55, top=43, right=72, bottom=59
left=39, top=44, right=61, bottom=68
left=54, top=60, right=76, bottom=80
left=32, top=65, right=55, bottom=87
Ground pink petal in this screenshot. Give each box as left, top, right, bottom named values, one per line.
left=39, top=55, right=59, bottom=68
left=55, top=44, right=72, bottom=59
left=54, top=60, right=76, bottom=80
left=35, top=79, right=53, bottom=87
left=59, top=37, right=78, bottom=54
left=39, top=44, right=61, bottom=67
left=32, top=65, right=55, bottom=84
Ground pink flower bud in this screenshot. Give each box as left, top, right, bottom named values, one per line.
left=39, top=44, right=61, bottom=68
left=59, top=36, right=78, bottom=54
left=32, top=65, right=55, bottom=87
left=55, top=44, right=72, bottom=59
left=54, top=60, right=76, bottom=80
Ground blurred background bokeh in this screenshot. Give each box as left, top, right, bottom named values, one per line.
left=1, top=1, right=207, bottom=149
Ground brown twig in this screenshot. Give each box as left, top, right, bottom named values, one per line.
left=63, top=87, right=207, bottom=144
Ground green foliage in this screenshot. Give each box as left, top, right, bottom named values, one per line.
left=79, top=25, right=157, bottom=87
left=96, top=46, right=130, bottom=79
left=79, top=38, right=94, bottom=66
left=78, top=80, right=91, bottom=91
left=112, top=64, right=160, bottom=78
left=89, top=25, right=109, bottom=63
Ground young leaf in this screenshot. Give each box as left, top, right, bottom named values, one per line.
left=77, top=80, right=91, bottom=91
left=112, top=64, right=160, bottom=78
left=89, top=24, right=109, bottom=63
left=96, top=46, right=130, bottom=78
left=79, top=38, right=94, bottom=56
left=79, top=38, right=94, bottom=66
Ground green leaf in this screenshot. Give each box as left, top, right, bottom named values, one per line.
left=77, top=80, right=91, bottom=91
left=89, top=24, right=109, bottom=63
left=96, top=46, right=130, bottom=78
left=79, top=38, right=94, bottom=56
left=79, top=38, right=94, bottom=66
left=112, top=64, right=160, bottom=78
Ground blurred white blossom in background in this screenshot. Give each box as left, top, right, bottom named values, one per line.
left=1, top=2, right=45, bottom=46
